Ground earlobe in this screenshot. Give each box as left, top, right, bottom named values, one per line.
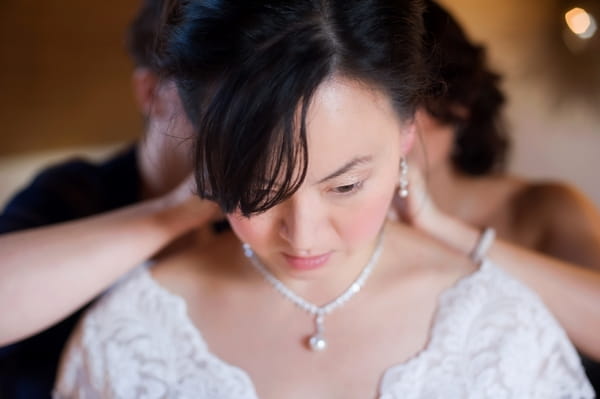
left=400, top=122, right=417, bottom=155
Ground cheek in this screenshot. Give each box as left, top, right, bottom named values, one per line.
left=335, top=188, right=394, bottom=247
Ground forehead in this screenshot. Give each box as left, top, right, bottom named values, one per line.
left=304, top=77, right=404, bottom=178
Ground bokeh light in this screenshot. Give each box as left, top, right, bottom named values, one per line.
left=565, top=7, right=597, bottom=39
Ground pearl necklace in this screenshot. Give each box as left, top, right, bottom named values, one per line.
left=242, top=236, right=383, bottom=352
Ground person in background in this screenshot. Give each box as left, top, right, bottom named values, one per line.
left=1, top=0, right=599, bottom=396
left=0, top=0, right=218, bottom=397
left=409, top=0, right=600, bottom=388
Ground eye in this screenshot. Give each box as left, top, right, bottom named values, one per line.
left=331, top=181, right=363, bottom=195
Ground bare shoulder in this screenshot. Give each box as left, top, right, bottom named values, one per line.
left=511, top=180, right=596, bottom=224
left=516, top=181, right=587, bottom=205
left=509, top=180, right=600, bottom=266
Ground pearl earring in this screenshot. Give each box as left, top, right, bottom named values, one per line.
left=398, top=157, right=409, bottom=198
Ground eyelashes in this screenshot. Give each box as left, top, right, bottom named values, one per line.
left=331, top=181, right=364, bottom=195
left=253, top=177, right=368, bottom=200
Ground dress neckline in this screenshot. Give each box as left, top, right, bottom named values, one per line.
left=139, top=260, right=492, bottom=397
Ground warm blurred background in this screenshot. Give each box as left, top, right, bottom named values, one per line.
left=0, top=0, right=599, bottom=205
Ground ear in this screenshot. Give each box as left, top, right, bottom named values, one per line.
left=400, top=120, right=417, bottom=156
left=131, top=67, right=160, bottom=117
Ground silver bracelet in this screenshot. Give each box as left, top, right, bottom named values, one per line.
left=470, top=227, right=496, bottom=265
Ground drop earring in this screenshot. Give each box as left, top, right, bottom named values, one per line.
left=398, top=157, right=409, bottom=198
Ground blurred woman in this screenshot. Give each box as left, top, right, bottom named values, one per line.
left=408, top=0, right=600, bottom=388
left=416, top=1, right=600, bottom=267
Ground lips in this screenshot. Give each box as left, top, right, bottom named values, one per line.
left=282, top=252, right=332, bottom=271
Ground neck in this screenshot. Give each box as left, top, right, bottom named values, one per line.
left=427, top=161, right=522, bottom=229
left=136, top=127, right=190, bottom=200
left=426, top=162, right=486, bottom=226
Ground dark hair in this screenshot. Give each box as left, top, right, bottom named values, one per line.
left=158, top=0, right=427, bottom=215
left=422, top=1, right=509, bottom=175
left=126, top=0, right=167, bottom=69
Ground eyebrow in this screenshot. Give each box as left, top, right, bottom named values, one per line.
left=317, top=156, right=373, bottom=184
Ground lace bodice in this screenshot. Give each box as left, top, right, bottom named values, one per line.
left=53, top=261, right=594, bottom=398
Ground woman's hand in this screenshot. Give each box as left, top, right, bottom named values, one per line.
left=0, top=175, right=221, bottom=345
left=157, top=174, right=223, bottom=235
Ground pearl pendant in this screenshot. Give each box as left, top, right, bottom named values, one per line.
left=308, top=334, right=327, bottom=351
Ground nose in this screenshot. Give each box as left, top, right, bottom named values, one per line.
left=278, top=194, right=324, bottom=253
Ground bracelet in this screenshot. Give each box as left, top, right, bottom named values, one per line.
left=470, top=227, right=496, bottom=265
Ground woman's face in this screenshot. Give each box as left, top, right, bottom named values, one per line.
left=227, top=77, right=414, bottom=281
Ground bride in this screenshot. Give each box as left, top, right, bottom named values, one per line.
left=54, top=0, right=593, bottom=397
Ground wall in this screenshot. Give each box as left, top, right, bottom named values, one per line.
left=439, top=0, right=600, bottom=204
left=0, top=0, right=141, bottom=155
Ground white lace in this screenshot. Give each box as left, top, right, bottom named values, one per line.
left=53, top=261, right=594, bottom=399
